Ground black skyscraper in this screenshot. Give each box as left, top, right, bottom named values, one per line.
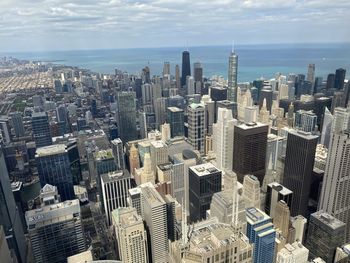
left=283, top=130, right=318, bottom=217
left=181, top=51, right=191, bottom=87
left=232, top=122, right=268, bottom=184
left=326, top=73, right=335, bottom=90
left=334, top=68, right=346, bottom=90
left=0, top=148, right=26, bottom=263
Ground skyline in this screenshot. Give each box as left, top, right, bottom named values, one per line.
left=0, top=0, right=350, bottom=52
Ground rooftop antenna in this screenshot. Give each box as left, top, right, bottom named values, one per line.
left=231, top=40, right=235, bottom=53
left=185, top=41, right=189, bottom=52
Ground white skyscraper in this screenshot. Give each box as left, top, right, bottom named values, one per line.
left=101, top=171, right=133, bottom=225
left=140, top=183, right=169, bottom=263
left=228, top=46, right=238, bottom=102
left=112, top=207, right=149, bottom=263
left=319, top=107, right=350, bottom=242
left=243, top=175, right=261, bottom=209
left=187, top=103, right=205, bottom=153
left=307, top=63, right=315, bottom=84
left=212, top=107, right=237, bottom=171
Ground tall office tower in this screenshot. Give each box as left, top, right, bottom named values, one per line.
left=319, top=107, right=350, bottom=242
left=175, top=64, right=181, bottom=91
left=111, top=138, right=125, bottom=171
left=290, top=215, right=307, bottom=243
left=307, top=63, right=316, bottom=84
left=66, top=140, right=82, bottom=185
left=242, top=175, right=261, bottom=209
left=141, top=83, right=152, bottom=105
left=154, top=97, right=167, bottom=128
left=335, top=68, right=346, bottom=90
left=186, top=76, right=195, bottom=95
left=10, top=112, right=25, bottom=138
left=161, top=123, right=171, bottom=142
left=246, top=207, right=276, bottom=263
left=326, top=73, right=336, bottom=90
left=142, top=66, right=151, bottom=83
left=140, top=183, right=169, bottom=263
left=116, top=91, right=137, bottom=143
left=112, top=207, right=148, bottom=263
left=228, top=48, right=238, bottom=102
left=232, top=122, right=269, bottom=184
left=128, top=144, right=140, bottom=176
left=274, top=200, right=290, bottom=239
left=169, top=220, right=253, bottom=263
left=259, top=98, right=270, bottom=124
left=212, top=107, right=237, bottom=171
left=167, top=107, right=184, bottom=137
left=276, top=242, right=309, bottom=263
left=305, top=211, right=346, bottom=263
left=0, top=148, right=26, bottom=263
left=140, top=153, right=155, bottom=184
left=163, top=61, right=170, bottom=76
left=36, top=144, right=74, bottom=201
left=287, top=102, right=295, bottom=127
left=181, top=50, right=191, bottom=88
left=94, top=149, right=117, bottom=177
left=320, top=107, right=334, bottom=148
left=31, top=112, right=52, bottom=148
left=193, top=62, right=203, bottom=83
left=187, top=103, right=205, bottom=153
left=189, top=163, right=222, bottom=223
left=26, top=199, right=86, bottom=263
left=343, top=81, right=350, bottom=108
left=150, top=140, right=168, bottom=173
left=0, top=117, right=11, bottom=144
left=56, top=104, right=67, bottom=123
left=265, top=182, right=293, bottom=218
left=283, top=130, right=318, bottom=216
left=101, top=171, right=132, bottom=225
left=294, top=110, right=318, bottom=132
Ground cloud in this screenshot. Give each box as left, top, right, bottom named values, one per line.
left=0, top=0, right=349, bottom=51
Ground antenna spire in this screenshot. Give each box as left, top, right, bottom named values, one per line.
left=232, top=40, right=235, bottom=53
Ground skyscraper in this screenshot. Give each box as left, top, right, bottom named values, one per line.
left=116, top=91, right=137, bottom=143
left=334, top=68, right=346, bottom=90
left=163, top=61, right=170, bottom=76
left=228, top=48, right=238, bottom=102
left=276, top=242, right=309, bottom=263
left=212, top=107, right=237, bottom=171
left=274, top=200, right=291, bottom=239
left=128, top=144, right=140, bottom=176
left=283, top=129, right=318, bottom=216
left=242, top=175, right=261, bottom=209
left=36, top=144, right=75, bottom=201
left=167, top=107, right=184, bottom=138
left=101, top=171, right=133, bottom=225
left=111, top=138, right=125, bottom=171
left=189, top=163, right=222, bottom=222
left=175, top=64, right=181, bottom=91
left=326, top=73, right=335, bottom=90
left=31, top=112, right=52, bottom=148
left=319, top=107, right=350, bottom=242
left=307, top=63, right=315, bottom=84
left=10, top=112, right=25, bottom=138
left=305, top=211, right=346, bottom=263
left=294, top=110, right=317, bottom=132
left=187, top=103, right=205, bottom=153
left=26, top=199, right=86, bottom=263
left=0, top=148, right=26, bottom=263
left=232, top=122, right=268, bottom=184
left=112, top=207, right=149, bottom=263
left=140, top=183, right=169, bottom=263
left=265, top=182, right=293, bottom=218
left=246, top=207, right=276, bottom=263
left=181, top=50, right=191, bottom=88
left=193, top=61, right=203, bottom=86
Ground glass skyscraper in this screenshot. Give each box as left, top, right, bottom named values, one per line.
left=35, top=144, right=75, bottom=201
left=31, top=112, right=52, bottom=148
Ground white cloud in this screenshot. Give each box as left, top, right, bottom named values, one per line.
left=0, top=0, right=349, bottom=51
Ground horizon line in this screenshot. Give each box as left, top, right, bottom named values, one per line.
left=1, top=41, right=350, bottom=55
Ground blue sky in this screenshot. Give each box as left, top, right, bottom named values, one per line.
left=0, top=0, right=349, bottom=52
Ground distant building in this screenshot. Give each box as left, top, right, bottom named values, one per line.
left=116, top=92, right=137, bottom=143
left=31, top=112, right=52, bottom=148
left=111, top=138, right=125, bottom=171
left=305, top=211, right=346, bottom=263
left=228, top=49, right=238, bottom=102
left=10, top=112, right=25, bottom=138
left=167, top=107, right=184, bottom=138
left=187, top=103, right=205, bottom=153
left=181, top=51, right=191, bottom=88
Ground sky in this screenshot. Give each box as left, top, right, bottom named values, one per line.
left=0, top=0, right=349, bottom=52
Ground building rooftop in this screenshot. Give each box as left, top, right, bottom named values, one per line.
left=112, top=207, right=143, bottom=228
left=140, top=183, right=166, bottom=207
left=101, top=171, right=129, bottom=184
left=237, top=121, right=268, bottom=130
left=311, top=210, right=346, bottom=230
left=67, top=250, right=93, bottom=263
left=288, top=129, right=319, bottom=140
left=35, top=144, right=66, bottom=157
left=189, top=162, right=221, bottom=177
left=246, top=207, right=270, bottom=224
left=26, top=199, right=80, bottom=228
left=94, top=149, right=114, bottom=160
left=150, top=140, right=166, bottom=148
left=268, top=182, right=293, bottom=195
left=167, top=107, right=183, bottom=112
